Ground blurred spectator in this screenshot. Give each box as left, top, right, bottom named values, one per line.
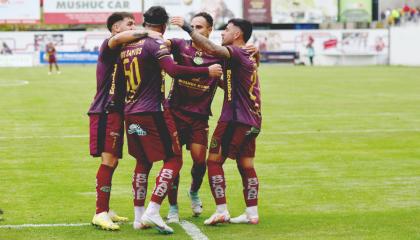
left=1, top=42, right=12, bottom=55
left=306, top=35, right=315, bottom=66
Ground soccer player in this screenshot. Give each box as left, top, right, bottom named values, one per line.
left=163, top=12, right=221, bottom=222
left=118, top=6, right=222, bottom=234
left=46, top=42, right=60, bottom=74
left=173, top=17, right=262, bottom=225
left=88, top=12, right=162, bottom=231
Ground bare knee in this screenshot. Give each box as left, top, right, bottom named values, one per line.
left=101, top=152, right=119, bottom=168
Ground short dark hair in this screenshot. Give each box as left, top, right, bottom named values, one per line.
left=106, top=12, right=134, bottom=32
left=228, top=18, right=253, bottom=42
left=192, top=12, right=213, bottom=27
left=143, top=6, right=169, bottom=27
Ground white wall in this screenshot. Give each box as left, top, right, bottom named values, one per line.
left=1, top=27, right=419, bottom=66
left=390, top=26, right=420, bottom=66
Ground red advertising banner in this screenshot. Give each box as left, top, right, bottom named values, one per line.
left=243, top=0, right=271, bottom=23
left=43, top=0, right=142, bottom=24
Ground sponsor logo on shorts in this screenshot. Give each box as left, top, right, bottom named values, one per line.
left=128, top=124, right=147, bottom=136
left=100, top=186, right=111, bottom=193
left=246, top=127, right=260, bottom=136
left=210, top=138, right=218, bottom=149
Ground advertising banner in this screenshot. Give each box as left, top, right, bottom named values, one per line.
left=40, top=51, right=99, bottom=64
left=0, top=0, right=40, bottom=24
left=144, top=0, right=243, bottom=29
left=340, top=0, right=372, bottom=22
left=271, top=0, right=338, bottom=23
left=243, top=0, right=271, bottom=23
left=43, top=0, right=142, bottom=24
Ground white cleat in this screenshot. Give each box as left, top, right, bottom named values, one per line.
left=133, top=221, right=151, bottom=230
left=108, top=209, right=128, bottom=223
left=189, top=191, right=203, bottom=217
left=141, top=212, right=174, bottom=234
left=230, top=213, right=259, bottom=224
left=166, top=208, right=180, bottom=223
left=204, top=211, right=230, bottom=225
left=48, top=72, right=52, bottom=75
left=91, top=211, right=120, bottom=230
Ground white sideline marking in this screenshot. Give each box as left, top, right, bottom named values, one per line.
left=0, top=223, right=90, bottom=229
left=265, top=128, right=420, bottom=135
left=1, top=128, right=419, bottom=141
left=178, top=220, right=209, bottom=240
left=0, top=80, right=29, bottom=87
left=0, top=221, right=210, bottom=240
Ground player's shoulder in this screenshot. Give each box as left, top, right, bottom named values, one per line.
left=227, top=45, right=249, bottom=60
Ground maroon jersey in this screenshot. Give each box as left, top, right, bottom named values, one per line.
left=46, top=45, right=56, bottom=56
left=165, top=38, right=221, bottom=116
left=219, top=45, right=262, bottom=128
left=119, top=37, right=210, bottom=115
left=88, top=38, right=121, bottom=114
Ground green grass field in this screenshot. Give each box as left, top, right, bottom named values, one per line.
left=0, top=65, right=419, bottom=239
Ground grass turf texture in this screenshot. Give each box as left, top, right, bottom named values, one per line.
left=0, top=65, right=419, bottom=239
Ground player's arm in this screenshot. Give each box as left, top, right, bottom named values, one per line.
left=244, top=43, right=260, bottom=67
left=158, top=56, right=222, bottom=79
left=171, top=17, right=230, bottom=59
left=108, top=29, right=162, bottom=49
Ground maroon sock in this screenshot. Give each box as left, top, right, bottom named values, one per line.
left=167, top=175, right=180, bottom=206
left=96, top=164, right=114, bottom=214
left=190, top=162, right=206, bottom=193
left=133, top=161, right=151, bottom=207
left=207, top=161, right=226, bottom=205
left=151, top=156, right=182, bottom=204
left=240, top=167, right=259, bottom=207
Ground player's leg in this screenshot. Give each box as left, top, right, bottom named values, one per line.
left=204, top=122, right=231, bottom=225
left=132, top=156, right=152, bottom=229
left=142, top=155, right=183, bottom=234
left=91, top=113, right=125, bottom=230
left=230, top=156, right=259, bottom=224
left=230, top=129, right=260, bottom=224
left=48, top=62, right=52, bottom=74
left=188, top=142, right=206, bottom=216
left=140, top=111, right=182, bottom=234
left=54, top=62, right=60, bottom=73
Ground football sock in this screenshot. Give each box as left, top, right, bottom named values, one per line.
left=167, top=175, right=179, bottom=206
left=151, top=156, right=182, bottom=204
left=207, top=160, right=226, bottom=205
left=95, top=164, right=114, bottom=214
left=133, top=161, right=151, bottom=207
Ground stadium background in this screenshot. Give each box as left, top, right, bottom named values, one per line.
left=1, top=0, right=420, bottom=239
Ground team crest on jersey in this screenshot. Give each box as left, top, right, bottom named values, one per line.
left=210, top=138, right=218, bottom=148
left=128, top=124, right=147, bottom=136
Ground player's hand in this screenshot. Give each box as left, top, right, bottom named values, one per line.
left=170, top=16, right=185, bottom=28
left=208, top=64, right=223, bottom=78
left=146, top=30, right=163, bottom=39
left=244, top=44, right=259, bottom=56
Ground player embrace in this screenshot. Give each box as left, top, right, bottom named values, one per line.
left=173, top=16, right=262, bottom=225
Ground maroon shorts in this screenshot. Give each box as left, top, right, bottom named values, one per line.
left=168, top=108, right=209, bottom=150
left=125, top=111, right=181, bottom=163
left=89, top=112, right=124, bottom=158
left=48, top=55, right=56, bottom=63
left=209, top=121, right=260, bottom=159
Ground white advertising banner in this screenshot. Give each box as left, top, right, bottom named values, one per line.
left=0, top=0, right=40, bottom=24
left=271, top=0, right=338, bottom=23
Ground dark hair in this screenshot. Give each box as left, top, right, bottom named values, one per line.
left=106, top=12, right=134, bottom=32
left=192, top=12, right=213, bottom=27
left=228, top=18, right=253, bottom=42
left=143, top=6, right=169, bottom=27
